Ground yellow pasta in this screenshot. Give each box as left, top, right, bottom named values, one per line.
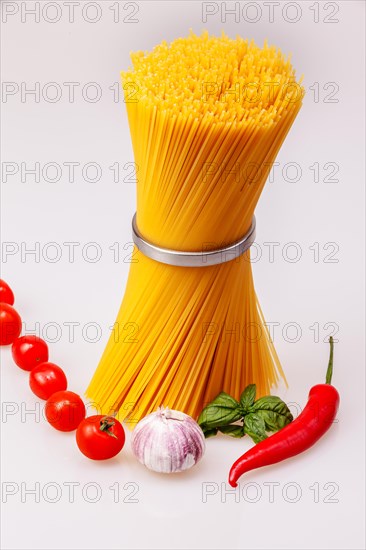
left=86, top=31, right=304, bottom=424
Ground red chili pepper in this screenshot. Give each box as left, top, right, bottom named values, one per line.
left=229, top=337, right=339, bottom=487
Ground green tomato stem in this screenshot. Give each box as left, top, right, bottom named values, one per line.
left=99, top=416, right=118, bottom=438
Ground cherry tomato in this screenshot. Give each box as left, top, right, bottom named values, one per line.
left=45, top=391, right=85, bottom=432
left=0, top=279, right=15, bottom=305
left=76, top=415, right=125, bottom=460
left=12, top=335, right=49, bottom=371
left=29, top=362, right=67, bottom=400
left=0, top=303, right=22, bottom=346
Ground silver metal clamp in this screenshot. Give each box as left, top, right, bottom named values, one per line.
left=131, top=213, right=256, bottom=267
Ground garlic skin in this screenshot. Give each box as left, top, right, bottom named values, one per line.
left=131, top=407, right=205, bottom=474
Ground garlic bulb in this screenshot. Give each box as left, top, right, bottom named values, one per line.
left=131, top=407, right=205, bottom=473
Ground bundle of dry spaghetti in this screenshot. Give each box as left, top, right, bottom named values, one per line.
left=86, top=31, right=304, bottom=423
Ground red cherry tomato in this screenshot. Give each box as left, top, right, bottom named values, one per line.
left=29, top=362, right=67, bottom=400
left=45, top=391, right=85, bottom=432
left=0, top=279, right=15, bottom=305
left=0, top=303, right=22, bottom=345
left=76, top=415, right=125, bottom=460
left=12, top=335, right=49, bottom=371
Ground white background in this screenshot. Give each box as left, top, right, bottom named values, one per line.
left=1, top=1, right=365, bottom=549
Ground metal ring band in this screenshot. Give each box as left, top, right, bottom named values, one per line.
left=131, top=213, right=256, bottom=267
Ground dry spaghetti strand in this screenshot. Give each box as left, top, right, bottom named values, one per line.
left=86, top=31, right=304, bottom=424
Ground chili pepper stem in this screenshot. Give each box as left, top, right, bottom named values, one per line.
left=325, top=337, right=334, bottom=385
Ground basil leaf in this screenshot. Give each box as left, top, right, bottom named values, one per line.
left=201, top=427, right=219, bottom=438
left=240, top=384, right=256, bottom=411
left=249, top=396, right=293, bottom=431
left=198, top=392, right=242, bottom=430
left=218, top=424, right=245, bottom=438
left=244, top=413, right=268, bottom=444
left=254, top=410, right=291, bottom=432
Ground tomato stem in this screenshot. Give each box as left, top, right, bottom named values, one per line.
left=99, top=416, right=118, bottom=438
left=325, top=337, right=334, bottom=385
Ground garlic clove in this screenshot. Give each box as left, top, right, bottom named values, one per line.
left=131, top=407, right=205, bottom=474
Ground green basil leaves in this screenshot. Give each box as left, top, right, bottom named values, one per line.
left=198, top=385, right=293, bottom=444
